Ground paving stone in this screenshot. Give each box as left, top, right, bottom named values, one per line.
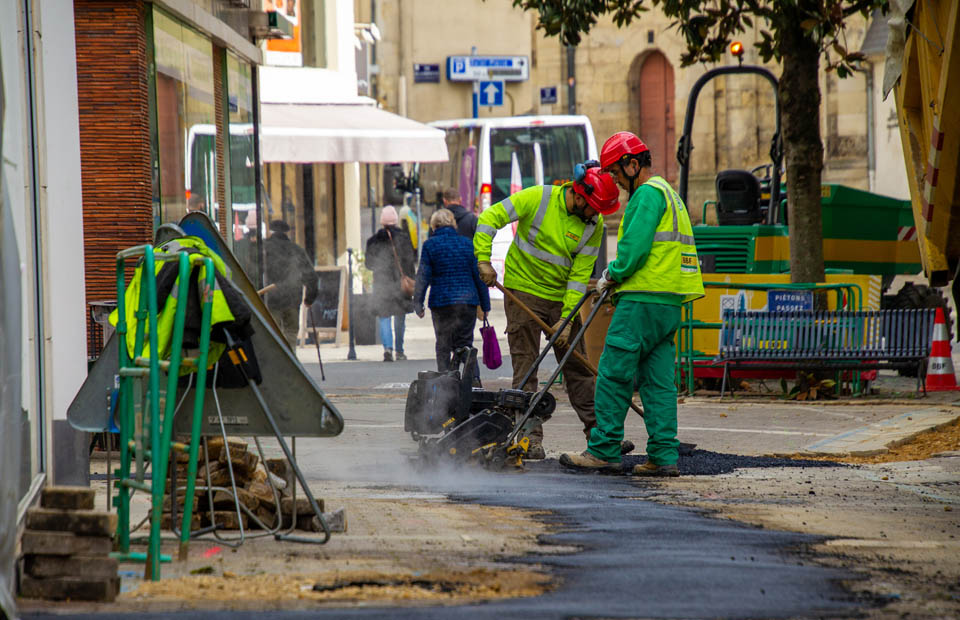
left=298, top=508, right=347, bottom=533
left=281, top=496, right=323, bottom=516
left=25, top=508, right=117, bottom=537
left=213, top=488, right=260, bottom=511
left=160, top=512, right=202, bottom=532
left=20, top=575, right=120, bottom=602
left=204, top=510, right=248, bottom=530
left=24, top=555, right=118, bottom=580
left=20, top=531, right=113, bottom=557
left=40, top=486, right=95, bottom=511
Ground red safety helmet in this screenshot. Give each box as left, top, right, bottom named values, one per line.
left=573, top=168, right=620, bottom=215
left=600, top=131, right=649, bottom=170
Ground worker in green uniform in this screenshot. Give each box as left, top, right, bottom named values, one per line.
left=474, top=167, right=622, bottom=459
left=560, top=132, right=704, bottom=476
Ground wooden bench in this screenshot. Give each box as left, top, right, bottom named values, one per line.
left=716, top=309, right=936, bottom=396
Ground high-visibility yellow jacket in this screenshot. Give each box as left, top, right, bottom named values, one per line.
left=611, top=175, right=704, bottom=304
left=110, top=236, right=235, bottom=367
left=474, top=183, right=603, bottom=316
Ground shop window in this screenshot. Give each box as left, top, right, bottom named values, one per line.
left=152, top=9, right=217, bottom=225
left=226, top=52, right=260, bottom=281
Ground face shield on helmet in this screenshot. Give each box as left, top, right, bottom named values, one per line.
left=572, top=164, right=620, bottom=218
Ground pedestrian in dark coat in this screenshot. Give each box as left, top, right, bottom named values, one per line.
left=414, top=208, right=491, bottom=372
left=365, top=206, right=416, bottom=361
left=439, top=187, right=478, bottom=238
left=264, top=220, right=317, bottom=348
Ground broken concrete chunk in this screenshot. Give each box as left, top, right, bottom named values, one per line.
left=24, top=555, right=118, bottom=580
left=40, top=486, right=95, bottom=511
left=25, top=509, right=117, bottom=537
left=20, top=575, right=120, bottom=602
left=20, top=531, right=112, bottom=557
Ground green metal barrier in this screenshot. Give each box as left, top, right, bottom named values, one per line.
left=113, top=245, right=215, bottom=580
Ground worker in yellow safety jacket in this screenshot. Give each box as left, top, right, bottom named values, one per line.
left=474, top=167, right=624, bottom=459
left=560, top=132, right=704, bottom=477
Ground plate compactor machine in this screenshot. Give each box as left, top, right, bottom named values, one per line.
left=404, top=289, right=613, bottom=471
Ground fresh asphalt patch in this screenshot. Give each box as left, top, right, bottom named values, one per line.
left=34, top=461, right=870, bottom=619
left=618, top=450, right=848, bottom=476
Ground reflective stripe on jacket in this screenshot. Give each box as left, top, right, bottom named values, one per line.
left=616, top=176, right=704, bottom=303
left=474, top=184, right=603, bottom=316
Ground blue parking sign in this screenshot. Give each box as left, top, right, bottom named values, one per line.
left=478, top=80, right=503, bottom=106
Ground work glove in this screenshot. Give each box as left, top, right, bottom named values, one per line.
left=551, top=319, right=573, bottom=348
left=596, top=269, right=617, bottom=293
left=478, top=261, right=498, bottom=286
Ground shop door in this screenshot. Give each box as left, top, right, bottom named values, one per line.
left=630, top=51, right=676, bottom=182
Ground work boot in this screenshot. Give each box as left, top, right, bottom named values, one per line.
left=632, top=462, right=679, bottom=477
left=620, top=440, right=635, bottom=456
left=559, top=450, right=619, bottom=472
left=395, top=351, right=407, bottom=361
left=383, top=349, right=393, bottom=362
left=525, top=444, right=546, bottom=460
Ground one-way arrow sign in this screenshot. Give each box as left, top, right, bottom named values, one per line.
left=479, top=80, right=504, bottom=106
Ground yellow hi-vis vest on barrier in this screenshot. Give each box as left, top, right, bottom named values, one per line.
left=617, top=176, right=704, bottom=303
left=109, top=236, right=235, bottom=367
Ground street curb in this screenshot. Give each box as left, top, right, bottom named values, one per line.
left=800, top=408, right=960, bottom=456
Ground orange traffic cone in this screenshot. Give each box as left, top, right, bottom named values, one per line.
left=926, top=307, right=960, bottom=391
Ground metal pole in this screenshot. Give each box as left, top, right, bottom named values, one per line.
left=347, top=248, right=357, bottom=360
left=366, top=163, right=376, bottom=239
left=472, top=81, right=479, bottom=119
left=415, top=186, right=423, bottom=263
left=471, top=46, right=479, bottom=119
left=566, top=45, right=576, bottom=115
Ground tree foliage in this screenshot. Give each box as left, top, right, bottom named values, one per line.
left=512, top=0, right=885, bottom=78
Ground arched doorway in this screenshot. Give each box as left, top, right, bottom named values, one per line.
left=628, top=51, right=676, bottom=182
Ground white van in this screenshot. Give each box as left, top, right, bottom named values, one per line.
left=418, top=115, right=600, bottom=212
left=416, top=116, right=600, bottom=294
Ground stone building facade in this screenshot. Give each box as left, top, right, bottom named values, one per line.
left=359, top=1, right=906, bottom=217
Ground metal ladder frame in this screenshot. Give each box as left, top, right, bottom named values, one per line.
left=112, top=244, right=215, bottom=580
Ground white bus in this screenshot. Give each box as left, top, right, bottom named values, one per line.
left=418, top=115, right=599, bottom=212
left=416, top=115, right=600, bottom=295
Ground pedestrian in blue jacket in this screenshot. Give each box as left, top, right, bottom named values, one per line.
left=415, top=209, right=491, bottom=371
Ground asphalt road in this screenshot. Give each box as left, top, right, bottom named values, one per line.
left=30, top=356, right=925, bottom=619
left=28, top=466, right=860, bottom=619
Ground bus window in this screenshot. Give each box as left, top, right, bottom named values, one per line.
left=188, top=131, right=216, bottom=211
left=419, top=127, right=477, bottom=206
left=489, top=125, right=587, bottom=202
left=229, top=130, right=256, bottom=209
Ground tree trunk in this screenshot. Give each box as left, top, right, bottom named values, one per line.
left=780, top=21, right=826, bottom=285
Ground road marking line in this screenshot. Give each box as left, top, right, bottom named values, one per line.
left=679, top=426, right=833, bottom=437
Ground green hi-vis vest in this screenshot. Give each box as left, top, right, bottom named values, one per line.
left=109, top=236, right=234, bottom=369
left=617, top=176, right=704, bottom=303
left=474, top=184, right=603, bottom=316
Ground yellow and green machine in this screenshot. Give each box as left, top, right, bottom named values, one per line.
left=671, top=61, right=947, bottom=384
left=693, top=183, right=921, bottom=277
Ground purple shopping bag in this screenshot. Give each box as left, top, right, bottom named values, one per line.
left=480, top=318, right=502, bottom=370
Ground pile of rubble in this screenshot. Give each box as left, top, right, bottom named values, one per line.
left=162, top=436, right=343, bottom=533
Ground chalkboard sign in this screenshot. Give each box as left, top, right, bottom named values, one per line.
left=307, top=266, right=347, bottom=343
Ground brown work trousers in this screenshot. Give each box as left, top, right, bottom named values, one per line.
left=503, top=288, right=596, bottom=445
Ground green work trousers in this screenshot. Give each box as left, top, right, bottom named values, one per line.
left=588, top=299, right=681, bottom=464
